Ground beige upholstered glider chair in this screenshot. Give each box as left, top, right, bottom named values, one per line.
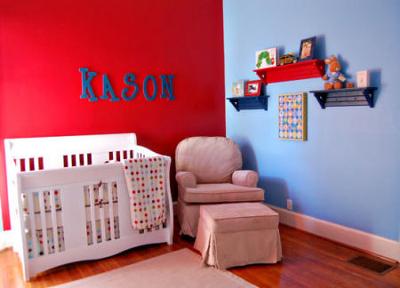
left=175, top=136, right=264, bottom=237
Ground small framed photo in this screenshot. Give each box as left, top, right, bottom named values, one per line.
left=255, top=48, right=278, bottom=69
left=232, top=80, right=245, bottom=97
left=245, top=80, right=262, bottom=96
left=356, top=70, right=370, bottom=88
left=299, top=37, right=316, bottom=61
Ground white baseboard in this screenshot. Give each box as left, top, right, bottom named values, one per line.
left=269, top=205, right=400, bottom=262
left=0, top=230, right=13, bottom=251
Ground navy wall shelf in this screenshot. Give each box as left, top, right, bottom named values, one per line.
left=310, top=87, right=377, bottom=108
left=227, top=96, right=269, bottom=111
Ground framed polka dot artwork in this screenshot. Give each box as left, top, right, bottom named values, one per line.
left=278, top=92, right=307, bottom=141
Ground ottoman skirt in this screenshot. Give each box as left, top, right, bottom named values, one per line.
left=194, top=203, right=282, bottom=269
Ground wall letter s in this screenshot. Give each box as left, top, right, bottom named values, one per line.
left=121, top=73, right=139, bottom=101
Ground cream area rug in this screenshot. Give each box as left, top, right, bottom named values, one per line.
left=54, top=248, right=256, bottom=288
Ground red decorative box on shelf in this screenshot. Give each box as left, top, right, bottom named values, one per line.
left=253, top=59, right=325, bottom=84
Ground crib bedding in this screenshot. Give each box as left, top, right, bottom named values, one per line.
left=123, top=157, right=167, bottom=231
left=5, top=133, right=174, bottom=281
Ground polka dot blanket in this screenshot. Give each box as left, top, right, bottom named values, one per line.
left=123, top=157, right=167, bottom=230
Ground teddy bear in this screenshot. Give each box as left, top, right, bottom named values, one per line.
left=322, top=55, right=353, bottom=90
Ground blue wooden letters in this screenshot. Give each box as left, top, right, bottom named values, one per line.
left=79, top=68, right=175, bottom=102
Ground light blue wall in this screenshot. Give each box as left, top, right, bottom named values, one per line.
left=224, top=0, right=400, bottom=241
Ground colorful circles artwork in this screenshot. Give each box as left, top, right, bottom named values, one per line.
left=278, top=92, right=307, bottom=141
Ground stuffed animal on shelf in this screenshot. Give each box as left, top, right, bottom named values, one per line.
left=322, top=55, right=354, bottom=90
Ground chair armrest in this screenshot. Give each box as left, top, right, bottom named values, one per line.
left=176, top=171, right=197, bottom=188
left=232, top=170, right=259, bottom=187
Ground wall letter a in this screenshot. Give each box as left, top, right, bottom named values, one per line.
left=100, top=74, right=120, bottom=102
left=79, top=68, right=97, bottom=102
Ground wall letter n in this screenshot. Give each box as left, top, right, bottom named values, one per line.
left=79, top=68, right=97, bottom=102
left=160, top=74, right=175, bottom=100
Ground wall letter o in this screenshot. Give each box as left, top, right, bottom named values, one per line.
left=143, top=75, right=158, bottom=101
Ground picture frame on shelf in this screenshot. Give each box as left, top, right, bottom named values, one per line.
left=232, top=80, right=245, bottom=97
left=299, top=37, right=316, bottom=61
left=255, top=48, right=278, bottom=69
left=356, top=70, right=370, bottom=88
left=245, top=80, right=262, bottom=96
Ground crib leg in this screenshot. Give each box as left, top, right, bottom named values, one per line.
left=167, top=234, right=173, bottom=245
left=167, top=206, right=174, bottom=245
left=22, top=260, right=30, bottom=281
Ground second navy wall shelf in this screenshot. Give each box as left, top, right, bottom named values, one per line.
left=310, top=87, right=377, bottom=108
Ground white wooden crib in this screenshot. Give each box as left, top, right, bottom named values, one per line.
left=4, top=133, right=173, bottom=281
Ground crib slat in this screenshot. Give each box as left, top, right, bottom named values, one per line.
left=100, top=184, right=106, bottom=243
left=38, top=192, right=49, bottom=256
left=50, top=190, right=59, bottom=254
left=108, top=184, right=115, bottom=240
left=28, top=193, right=37, bottom=258
left=34, top=157, right=39, bottom=171
left=89, top=185, right=96, bottom=245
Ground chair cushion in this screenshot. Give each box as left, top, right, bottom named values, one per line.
left=200, top=203, right=279, bottom=233
left=175, top=137, right=242, bottom=183
left=181, top=183, right=264, bottom=203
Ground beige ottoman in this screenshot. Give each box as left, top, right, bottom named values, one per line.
left=194, top=202, right=282, bottom=269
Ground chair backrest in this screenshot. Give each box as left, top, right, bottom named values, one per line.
left=175, top=137, right=242, bottom=183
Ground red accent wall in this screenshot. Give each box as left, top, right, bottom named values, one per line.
left=0, top=0, right=225, bottom=230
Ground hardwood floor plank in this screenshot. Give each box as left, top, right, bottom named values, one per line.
left=0, top=224, right=399, bottom=288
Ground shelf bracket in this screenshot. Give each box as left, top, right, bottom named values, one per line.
left=363, top=89, right=375, bottom=108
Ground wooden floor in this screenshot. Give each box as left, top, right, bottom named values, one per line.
left=1, top=224, right=399, bottom=288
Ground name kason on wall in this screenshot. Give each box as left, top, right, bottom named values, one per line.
left=79, top=68, right=175, bottom=102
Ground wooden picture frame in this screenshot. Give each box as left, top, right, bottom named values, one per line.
left=278, top=92, right=307, bottom=141
left=244, top=80, right=262, bottom=96
left=299, top=37, right=316, bottom=61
